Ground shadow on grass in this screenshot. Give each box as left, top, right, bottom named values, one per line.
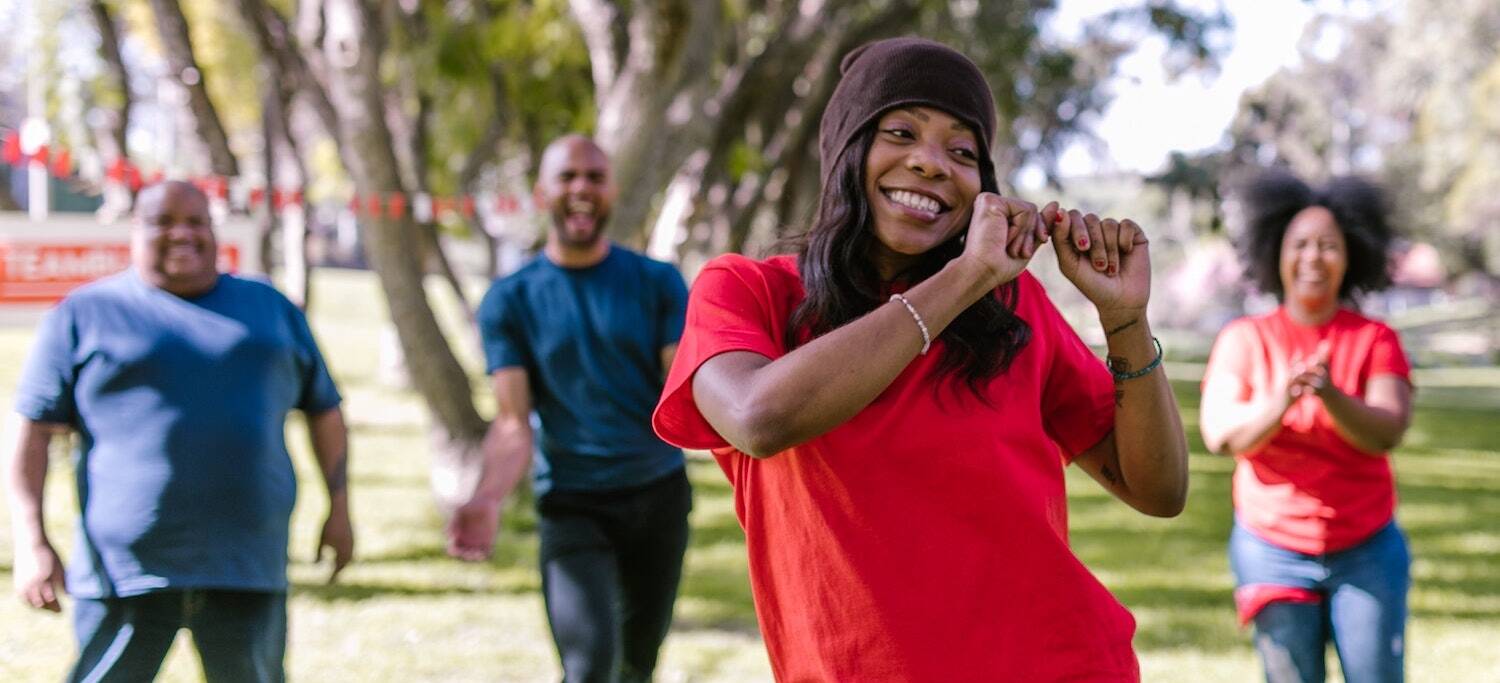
left=290, top=580, right=503, bottom=601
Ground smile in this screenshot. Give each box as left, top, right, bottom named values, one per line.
left=881, top=188, right=949, bottom=215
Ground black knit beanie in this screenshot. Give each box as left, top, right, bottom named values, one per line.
left=818, top=37, right=997, bottom=181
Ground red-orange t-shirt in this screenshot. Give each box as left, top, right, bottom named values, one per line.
left=1203, top=307, right=1412, bottom=555
left=653, top=254, right=1138, bottom=682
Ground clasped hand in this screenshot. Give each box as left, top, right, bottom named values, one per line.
left=959, top=192, right=1151, bottom=315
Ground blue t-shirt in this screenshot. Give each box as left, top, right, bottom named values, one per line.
left=478, top=245, right=688, bottom=494
left=13, top=271, right=341, bottom=598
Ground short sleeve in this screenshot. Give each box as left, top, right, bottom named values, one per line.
left=1366, top=323, right=1412, bottom=383
left=13, top=303, right=80, bottom=425
left=477, top=282, right=530, bottom=374
left=652, top=255, right=784, bottom=450
left=1202, top=319, right=1256, bottom=401
left=287, top=303, right=342, bottom=414
left=656, top=262, right=690, bottom=348
left=1030, top=281, right=1115, bottom=461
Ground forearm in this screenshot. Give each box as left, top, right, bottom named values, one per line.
left=1320, top=389, right=1408, bottom=454
left=473, top=416, right=533, bottom=503
left=1101, top=315, right=1188, bottom=514
left=716, top=257, right=999, bottom=456
left=1202, top=396, right=1289, bottom=455
left=7, top=422, right=54, bottom=548
left=307, top=408, right=350, bottom=507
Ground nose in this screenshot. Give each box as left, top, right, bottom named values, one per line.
left=905, top=143, right=949, bottom=180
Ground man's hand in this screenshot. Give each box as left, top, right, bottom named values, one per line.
left=14, top=540, right=65, bottom=612
left=445, top=497, right=502, bottom=562
left=316, top=504, right=354, bottom=584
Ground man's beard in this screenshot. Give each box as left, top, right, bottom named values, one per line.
left=552, top=208, right=608, bottom=248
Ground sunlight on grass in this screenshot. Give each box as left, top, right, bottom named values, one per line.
left=1, top=270, right=1496, bottom=681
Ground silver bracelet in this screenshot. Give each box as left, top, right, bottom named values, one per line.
left=889, top=293, right=931, bottom=355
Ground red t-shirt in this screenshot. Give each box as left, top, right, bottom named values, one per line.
left=653, top=254, right=1137, bottom=682
left=1203, top=307, right=1412, bottom=555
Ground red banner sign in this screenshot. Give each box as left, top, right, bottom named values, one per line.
left=0, top=243, right=241, bottom=304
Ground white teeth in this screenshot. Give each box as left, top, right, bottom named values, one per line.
left=888, top=190, right=941, bottom=214
left=567, top=199, right=594, bottom=215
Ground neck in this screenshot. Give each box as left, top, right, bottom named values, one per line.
left=545, top=236, right=610, bottom=269
left=1283, top=296, right=1339, bottom=326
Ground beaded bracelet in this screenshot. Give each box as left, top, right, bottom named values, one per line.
left=889, top=293, right=931, bottom=355
left=1111, top=336, right=1163, bottom=382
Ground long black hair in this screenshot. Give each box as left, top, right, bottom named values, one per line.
left=1237, top=169, right=1394, bottom=301
left=782, top=125, right=1031, bottom=397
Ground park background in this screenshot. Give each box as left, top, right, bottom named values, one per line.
left=1, top=0, right=1497, bottom=680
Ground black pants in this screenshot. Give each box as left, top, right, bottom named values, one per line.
left=537, top=468, right=692, bottom=683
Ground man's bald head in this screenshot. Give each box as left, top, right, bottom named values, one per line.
left=535, top=135, right=616, bottom=252
left=135, top=180, right=210, bottom=221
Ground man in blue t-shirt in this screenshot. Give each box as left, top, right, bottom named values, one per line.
left=6, top=181, right=352, bottom=682
left=450, top=135, right=690, bottom=683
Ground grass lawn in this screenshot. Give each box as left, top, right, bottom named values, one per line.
left=1, top=268, right=1497, bottom=682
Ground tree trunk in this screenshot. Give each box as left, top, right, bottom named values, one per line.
left=146, top=0, right=239, bottom=177
left=572, top=0, right=722, bottom=248
left=316, top=0, right=488, bottom=493
left=87, top=0, right=131, bottom=168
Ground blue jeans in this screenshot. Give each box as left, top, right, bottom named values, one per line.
left=1229, top=522, right=1410, bottom=683
left=70, top=589, right=287, bottom=683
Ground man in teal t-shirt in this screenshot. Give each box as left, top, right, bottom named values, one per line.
left=7, top=181, right=353, bottom=682
left=451, top=135, right=690, bottom=683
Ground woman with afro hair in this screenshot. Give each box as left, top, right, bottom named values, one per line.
left=1201, top=169, right=1414, bottom=683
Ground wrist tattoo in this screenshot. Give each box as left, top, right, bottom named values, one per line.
left=1107, top=355, right=1130, bottom=406
left=1106, top=318, right=1140, bottom=337
left=325, top=456, right=349, bottom=494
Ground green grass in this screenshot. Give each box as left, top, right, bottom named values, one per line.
left=2, top=269, right=1497, bottom=681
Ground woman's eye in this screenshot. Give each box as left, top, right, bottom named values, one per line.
left=952, top=147, right=977, bottom=160
left=883, top=128, right=914, bottom=139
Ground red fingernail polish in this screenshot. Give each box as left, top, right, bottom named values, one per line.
left=1055, top=213, right=1066, bottom=224
left=1094, top=259, right=1105, bottom=268
left=1079, top=240, right=1089, bottom=249
left=1107, top=265, right=1116, bottom=275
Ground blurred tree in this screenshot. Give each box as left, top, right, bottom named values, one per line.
left=1224, top=0, right=1500, bottom=278
left=87, top=0, right=133, bottom=174
left=145, top=0, right=240, bottom=176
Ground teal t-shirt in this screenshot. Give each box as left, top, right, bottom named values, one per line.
left=478, top=246, right=687, bottom=494
left=14, top=271, right=341, bottom=598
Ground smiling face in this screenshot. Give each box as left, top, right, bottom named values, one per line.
left=535, top=136, right=616, bottom=249
left=862, top=106, right=982, bottom=278
left=1279, top=205, right=1348, bottom=311
left=132, top=181, right=219, bottom=296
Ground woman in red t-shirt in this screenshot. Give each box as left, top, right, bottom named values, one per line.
left=652, top=37, right=1189, bottom=681
left=1201, top=170, right=1414, bottom=683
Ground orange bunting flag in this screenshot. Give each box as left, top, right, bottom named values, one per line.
left=1, top=131, right=20, bottom=165
left=50, top=148, right=73, bottom=178
left=388, top=192, right=407, bottom=218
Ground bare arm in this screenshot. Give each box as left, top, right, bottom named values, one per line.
left=660, top=343, right=678, bottom=383
left=1310, top=374, right=1411, bottom=454
left=1072, top=318, right=1189, bottom=517
left=692, top=195, right=1050, bottom=458
left=1054, top=211, right=1187, bottom=516
left=1199, top=373, right=1292, bottom=456
left=6, top=418, right=66, bottom=611
left=307, top=407, right=352, bottom=583
left=446, top=368, right=534, bottom=560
